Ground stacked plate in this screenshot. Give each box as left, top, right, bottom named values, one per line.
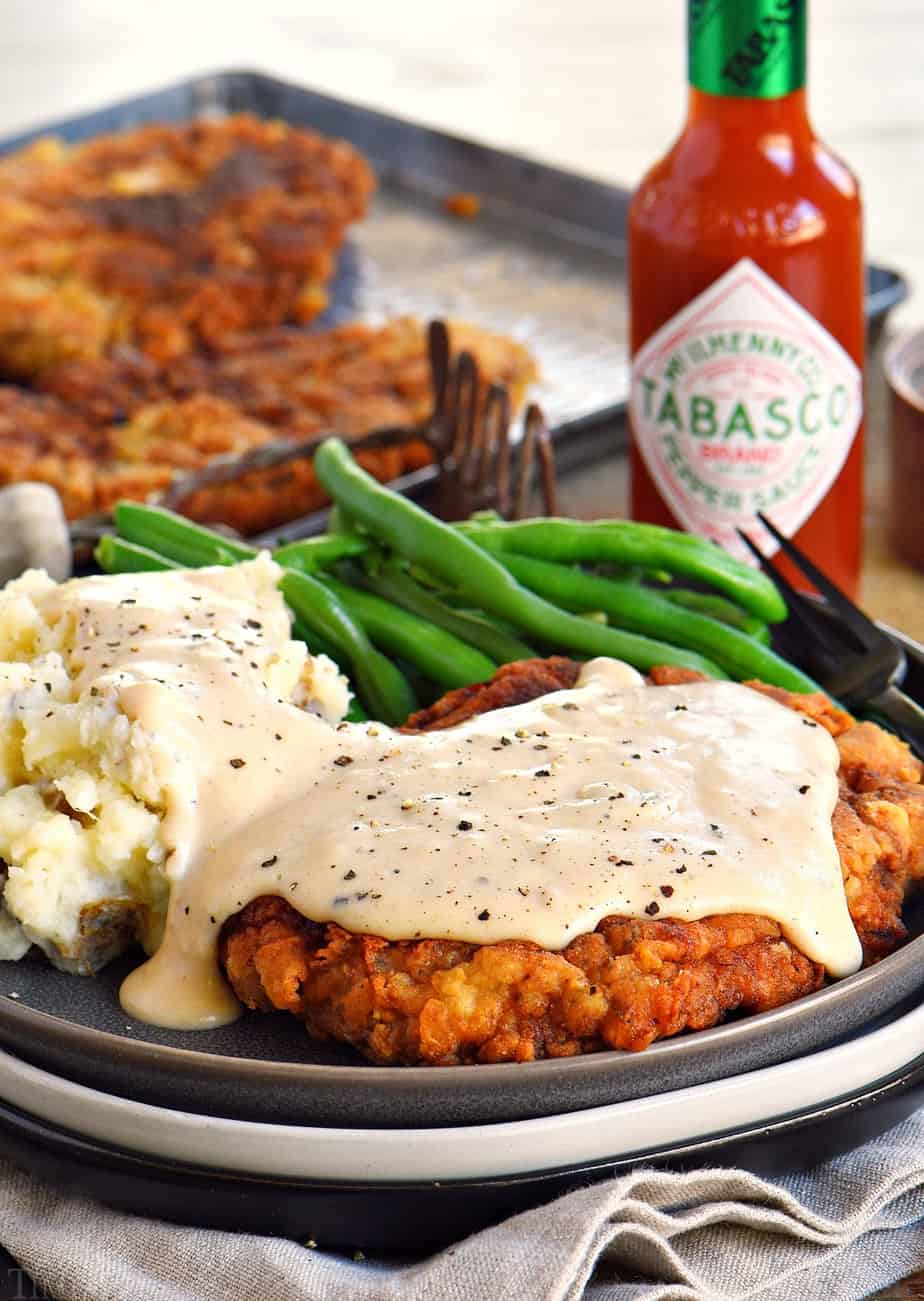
left=0, top=626, right=923, bottom=1251
left=0, top=915, right=922, bottom=1250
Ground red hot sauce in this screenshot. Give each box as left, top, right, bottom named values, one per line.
left=629, top=0, right=864, bottom=595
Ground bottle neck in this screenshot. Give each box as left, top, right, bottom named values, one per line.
left=686, top=85, right=810, bottom=134
left=688, top=0, right=807, bottom=101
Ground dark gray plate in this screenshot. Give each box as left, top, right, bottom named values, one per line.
left=0, top=624, right=922, bottom=1131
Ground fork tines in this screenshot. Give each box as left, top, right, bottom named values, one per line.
left=735, top=528, right=846, bottom=680
left=753, top=511, right=875, bottom=649
left=431, top=342, right=557, bottom=522
left=160, top=316, right=553, bottom=533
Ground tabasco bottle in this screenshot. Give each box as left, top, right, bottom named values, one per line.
left=628, top=0, right=864, bottom=595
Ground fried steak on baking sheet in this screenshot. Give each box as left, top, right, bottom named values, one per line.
left=0, top=114, right=538, bottom=534
left=0, top=115, right=374, bottom=373
left=219, top=661, right=924, bottom=1066
left=36, top=318, right=537, bottom=533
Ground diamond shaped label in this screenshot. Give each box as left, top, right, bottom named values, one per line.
left=630, top=258, right=862, bottom=562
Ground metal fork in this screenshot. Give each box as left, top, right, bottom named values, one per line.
left=737, top=512, right=924, bottom=754
left=430, top=343, right=559, bottom=521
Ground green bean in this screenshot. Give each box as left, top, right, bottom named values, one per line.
left=344, top=697, right=369, bottom=723
left=116, top=504, right=367, bottom=579
left=448, top=604, right=531, bottom=639
left=327, top=505, right=359, bottom=537
left=455, top=517, right=787, bottom=624
left=313, top=439, right=728, bottom=678
left=361, top=560, right=536, bottom=664
left=658, top=588, right=771, bottom=644
left=273, top=535, right=369, bottom=574
left=114, top=501, right=255, bottom=567
left=394, top=658, right=444, bottom=709
left=290, top=617, right=346, bottom=669
left=317, top=576, right=496, bottom=689
left=488, top=552, right=818, bottom=693
left=96, top=535, right=180, bottom=574
left=281, top=572, right=417, bottom=725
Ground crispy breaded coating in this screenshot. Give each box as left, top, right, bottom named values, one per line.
left=40, top=318, right=537, bottom=429
left=146, top=318, right=536, bottom=531
left=219, top=662, right=924, bottom=1064
left=834, top=721, right=924, bottom=791
left=22, top=317, right=537, bottom=532
left=401, top=657, right=581, bottom=732
left=220, top=898, right=823, bottom=1063
left=0, top=115, right=375, bottom=374
left=0, top=386, right=102, bottom=517
left=0, top=116, right=538, bottom=534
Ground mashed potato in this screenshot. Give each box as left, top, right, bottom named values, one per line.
left=0, top=556, right=349, bottom=972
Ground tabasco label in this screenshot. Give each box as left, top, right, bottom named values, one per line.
left=630, top=257, right=862, bottom=562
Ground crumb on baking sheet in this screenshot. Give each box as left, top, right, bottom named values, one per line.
left=444, top=192, right=481, bottom=219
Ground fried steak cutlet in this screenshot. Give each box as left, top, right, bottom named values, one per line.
left=0, top=115, right=375, bottom=374
left=0, top=386, right=103, bottom=518
left=39, top=317, right=538, bottom=432
left=0, top=117, right=537, bottom=533
left=1, top=318, right=536, bottom=533
left=219, top=660, right=924, bottom=1065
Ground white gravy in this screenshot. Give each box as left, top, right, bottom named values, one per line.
left=44, top=564, right=861, bottom=1030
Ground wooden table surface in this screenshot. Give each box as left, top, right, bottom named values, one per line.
left=0, top=2, right=921, bottom=1296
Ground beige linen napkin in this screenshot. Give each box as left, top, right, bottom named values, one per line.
left=2, top=1110, right=924, bottom=1301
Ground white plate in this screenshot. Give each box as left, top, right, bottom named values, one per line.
left=0, top=996, right=923, bottom=1184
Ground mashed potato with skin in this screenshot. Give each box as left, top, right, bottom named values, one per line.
left=0, top=556, right=349, bottom=972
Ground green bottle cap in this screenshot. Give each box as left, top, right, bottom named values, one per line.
left=688, top=0, right=807, bottom=99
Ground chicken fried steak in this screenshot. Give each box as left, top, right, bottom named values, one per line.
left=0, top=115, right=374, bottom=375
left=219, top=661, right=924, bottom=1065
left=1, top=318, right=536, bottom=533
left=0, top=116, right=538, bottom=533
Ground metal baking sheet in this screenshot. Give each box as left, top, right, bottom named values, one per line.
left=0, top=70, right=908, bottom=544
left=0, top=70, right=906, bottom=431
left=0, top=69, right=632, bottom=440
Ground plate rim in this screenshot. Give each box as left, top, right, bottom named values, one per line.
left=1, top=992, right=924, bottom=1183
left=3, top=917, right=924, bottom=1096
left=1, top=1048, right=922, bottom=1193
